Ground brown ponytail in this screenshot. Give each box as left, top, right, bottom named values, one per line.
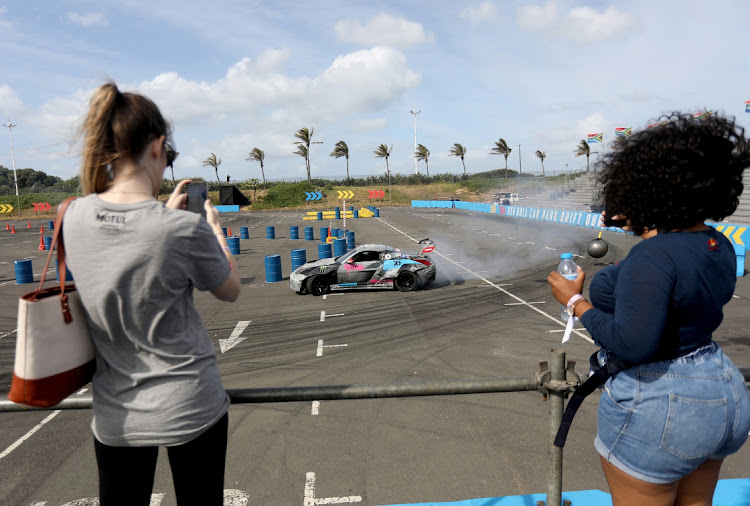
left=79, top=82, right=171, bottom=195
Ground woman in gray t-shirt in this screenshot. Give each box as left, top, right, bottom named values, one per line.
left=64, top=82, right=241, bottom=505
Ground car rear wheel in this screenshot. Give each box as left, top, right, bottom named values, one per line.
left=306, top=275, right=330, bottom=296
left=395, top=271, right=420, bottom=292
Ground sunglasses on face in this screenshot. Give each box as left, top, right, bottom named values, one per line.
left=165, top=143, right=179, bottom=167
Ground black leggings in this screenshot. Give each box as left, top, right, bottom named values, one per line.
left=94, top=413, right=228, bottom=506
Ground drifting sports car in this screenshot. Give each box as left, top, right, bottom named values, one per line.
left=290, top=239, right=436, bottom=295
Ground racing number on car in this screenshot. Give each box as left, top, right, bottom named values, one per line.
left=393, top=260, right=401, bottom=266
left=319, top=266, right=327, bottom=273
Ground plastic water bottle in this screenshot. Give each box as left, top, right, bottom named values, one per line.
left=558, top=253, right=578, bottom=322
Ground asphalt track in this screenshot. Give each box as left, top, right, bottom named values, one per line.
left=0, top=207, right=748, bottom=505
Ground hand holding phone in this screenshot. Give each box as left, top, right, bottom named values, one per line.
left=186, top=182, right=208, bottom=218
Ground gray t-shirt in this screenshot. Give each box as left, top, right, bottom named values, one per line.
left=63, top=195, right=231, bottom=446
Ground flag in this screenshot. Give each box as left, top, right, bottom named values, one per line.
left=587, top=133, right=603, bottom=144
left=745, top=100, right=750, bottom=113
left=615, top=127, right=632, bottom=138
left=692, top=110, right=713, bottom=119
left=647, top=121, right=667, bottom=129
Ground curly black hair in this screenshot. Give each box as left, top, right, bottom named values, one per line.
left=597, top=111, right=749, bottom=236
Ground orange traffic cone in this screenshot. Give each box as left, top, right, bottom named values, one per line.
left=38, top=236, right=45, bottom=251
left=228, top=227, right=232, bottom=236
left=39, top=226, right=44, bottom=234
left=11, top=225, right=16, bottom=234
left=27, top=221, right=31, bottom=229
left=5, top=222, right=9, bottom=230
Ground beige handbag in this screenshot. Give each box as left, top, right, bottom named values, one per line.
left=8, top=197, right=95, bottom=407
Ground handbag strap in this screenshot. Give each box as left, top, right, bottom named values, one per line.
left=37, top=196, right=77, bottom=295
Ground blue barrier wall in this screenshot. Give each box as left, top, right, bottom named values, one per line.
left=411, top=200, right=749, bottom=247
left=216, top=205, right=240, bottom=213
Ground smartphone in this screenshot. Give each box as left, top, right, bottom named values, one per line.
left=186, top=182, right=207, bottom=218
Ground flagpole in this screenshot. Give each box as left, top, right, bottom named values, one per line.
left=2, top=121, right=21, bottom=218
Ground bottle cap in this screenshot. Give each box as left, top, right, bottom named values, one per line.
left=560, top=252, right=573, bottom=259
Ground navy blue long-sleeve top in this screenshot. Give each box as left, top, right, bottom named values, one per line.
left=580, top=229, right=736, bottom=364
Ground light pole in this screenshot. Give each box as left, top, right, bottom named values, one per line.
left=3, top=121, right=21, bottom=218
left=518, top=144, right=522, bottom=177
left=409, top=110, right=420, bottom=175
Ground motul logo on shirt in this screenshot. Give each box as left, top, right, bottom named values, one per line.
left=708, top=238, right=718, bottom=251
left=96, top=213, right=126, bottom=224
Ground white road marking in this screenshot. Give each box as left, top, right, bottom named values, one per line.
left=377, top=218, right=594, bottom=344
left=572, top=254, right=584, bottom=258
left=504, top=301, right=545, bottom=306
left=219, top=321, right=252, bottom=353
left=304, top=472, right=362, bottom=505
left=317, top=339, right=324, bottom=356
left=508, top=236, right=515, bottom=239
left=732, top=295, right=740, bottom=299
left=320, top=311, right=345, bottom=321
left=545, top=246, right=557, bottom=251
left=0, top=388, right=89, bottom=462
left=311, top=401, right=320, bottom=415
left=0, top=328, right=17, bottom=339
left=322, top=293, right=344, bottom=300
left=223, top=490, right=249, bottom=505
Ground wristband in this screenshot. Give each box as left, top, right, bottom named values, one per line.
left=222, top=246, right=231, bottom=252
left=566, top=294, right=585, bottom=316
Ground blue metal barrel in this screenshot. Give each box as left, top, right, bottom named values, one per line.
left=374, top=208, right=380, bottom=217
left=346, top=231, right=355, bottom=250
left=222, top=227, right=227, bottom=236
left=304, top=226, right=314, bottom=241
left=290, top=226, right=299, bottom=239
left=333, top=238, right=347, bottom=256
left=240, top=226, right=249, bottom=239
left=264, top=254, right=282, bottom=282
left=266, top=226, right=275, bottom=239
left=320, top=227, right=328, bottom=241
left=227, top=236, right=241, bottom=255
left=48, top=220, right=55, bottom=230
left=291, top=248, right=307, bottom=271
left=331, top=228, right=340, bottom=238
left=55, top=258, right=74, bottom=282
left=318, top=242, right=332, bottom=259
left=353, top=210, right=359, bottom=218
left=15, top=259, right=33, bottom=284
left=43, top=236, right=52, bottom=250
left=335, top=206, right=340, bottom=219
left=317, top=212, right=323, bottom=220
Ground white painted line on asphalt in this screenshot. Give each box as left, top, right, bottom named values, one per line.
left=733, top=295, right=740, bottom=298
left=504, top=301, right=545, bottom=306
left=317, top=339, right=324, bottom=356
left=545, top=246, right=557, bottom=251
left=311, top=401, right=320, bottom=415
left=0, top=388, right=89, bottom=462
left=320, top=311, right=326, bottom=322
left=508, top=236, right=515, bottom=239
left=322, top=293, right=344, bottom=300
left=572, top=254, right=584, bottom=258
left=304, top=472, right=362, bottom=505
left=377, top=218, right=594, bottom=344
left=0, top=328, right=17, bottom=340
left=219, top=321, right=252, bottom=353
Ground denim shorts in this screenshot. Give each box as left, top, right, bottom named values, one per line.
left=595, top=341, right=750, bottom=484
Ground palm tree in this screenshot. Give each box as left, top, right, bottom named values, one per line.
left=415, top=144, right=430, bottom=177
left=490, top=138, right=512, bottom=170
left=573, top=140, right=598, bottom=172
left=245, top=148, right=265, bottom=183
left=449, top=143, right=467, bottom=176
left=166, top=146, right=179, bottom=182
left=329, top=140, right=350, bottom=179
left=373, top=144, right=393, bottom=201
left=247, top=178, right=260, bottom=202
left=534, top=150, right=546, bottom=177
left=293, top=127, right=322, bottom=184
left=202, top=152, right=222, bottom=183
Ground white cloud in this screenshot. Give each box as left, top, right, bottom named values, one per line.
left=461, top=1, right=502, bottom=24
left=335, top=13, right=434, bottom=48
left=518, top=2, right=639, bottom=43
left=67, top=12, right=109, bottom=28
left=0, top=84, right=26, bottom=119
left=0, top=6, right=13, bottom=30
left=348, top=117, right=388, bottom=132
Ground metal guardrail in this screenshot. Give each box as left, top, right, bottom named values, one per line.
left=1, top=353, right=748, bottom=506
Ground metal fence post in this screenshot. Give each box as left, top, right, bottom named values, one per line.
left=547, top=349, right=565, bottom=506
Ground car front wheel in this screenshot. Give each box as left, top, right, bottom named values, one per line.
left=395, top=271, right=420, bottom=292
left=306, top=275, right=330, bottom=296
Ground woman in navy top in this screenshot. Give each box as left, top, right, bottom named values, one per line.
left=549, top=112, right=750, bottom=505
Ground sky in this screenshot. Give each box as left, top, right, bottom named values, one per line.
left=1, top=0, right=749, bottom=183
